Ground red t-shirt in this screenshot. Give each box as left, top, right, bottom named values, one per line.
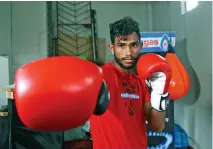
left=90, top=62, right=150, bottom=149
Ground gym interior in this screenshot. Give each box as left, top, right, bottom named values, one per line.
left=0, top=1, right=212, bottom=149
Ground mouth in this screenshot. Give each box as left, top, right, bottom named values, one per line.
left=123, top=59, right=134, bottom=64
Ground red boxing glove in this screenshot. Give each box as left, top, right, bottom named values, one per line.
left=136, top=53, right=172, bottom=112
left=14, top=56, right=108, bottom=132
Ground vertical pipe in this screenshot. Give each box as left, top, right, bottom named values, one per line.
left=9, top=2, right=13, bottom=84
left=55, top=1, right=59, bottom=56
left=74, top=2, right=78, bottom=56
left=90, top=3, right=96, bottom=62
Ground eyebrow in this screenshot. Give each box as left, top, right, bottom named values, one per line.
left=130, top=41, right=140, bottom=44
left=116, top=41, right=140, bottom=45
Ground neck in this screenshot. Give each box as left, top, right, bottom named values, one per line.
left=113, top=61, right=132, bottom=74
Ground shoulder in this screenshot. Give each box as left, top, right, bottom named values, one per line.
left=135, top=75, right=148, bottom=90
left=100, top=62, right=118, bottom=87
left=101, top=62, right=114, bottom=71
left=136, top=75, right=151, bottom=100
left=101, top=62, right=115, bottom=77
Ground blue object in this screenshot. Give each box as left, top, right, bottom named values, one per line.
left=174, top=124, right=189, bottom=148
left=140, top=32, right=176, bottom=53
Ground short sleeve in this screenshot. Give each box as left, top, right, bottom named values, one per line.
left=101, top=65, right=113, bottom=87
left=144, top=86, right=151, bottom=102
left=101, top=63, right=118, bottom=86
left=139, top=77, right=151, bottom=103
left=101, top=63, right=116, bottom=101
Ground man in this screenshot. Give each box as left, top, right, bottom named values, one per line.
left=89, top=16, right=167, bottom=148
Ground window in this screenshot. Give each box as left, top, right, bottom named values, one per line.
left=181, top=0, right=199, bottom=14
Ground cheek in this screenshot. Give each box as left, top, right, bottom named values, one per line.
left=115, top=50, right=125, bottom=58
left=132, top=48, right=141, bottom=56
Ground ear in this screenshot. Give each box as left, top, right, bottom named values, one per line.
left=140, top=42, right=143, bottom=49
left=108, top=43, right=114, bottom=55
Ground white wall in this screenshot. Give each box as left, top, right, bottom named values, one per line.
left=0, top=2, right=11, bottom=56
left=11, top=2, right=48, bottom=82
left=0, top=2, right=48, bottom=84
left=152, top=1, right=212, bottom=149
left=0, top=56, right=9, bottom=105
left=0, top=2, right=11, bottom=105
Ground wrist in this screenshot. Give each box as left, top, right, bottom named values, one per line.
left=150, top=92, right=169, bottom=112
left=151, top=106, right=166, bottom=112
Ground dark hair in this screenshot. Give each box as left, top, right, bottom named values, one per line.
left=109, top=16, right=141, bottom=44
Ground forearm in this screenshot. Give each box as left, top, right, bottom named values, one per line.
left=137, top=53, right=171, bottom=132
left=145, top=103, right=165, bottom=132
left=148, top=108, right=165, bottom=132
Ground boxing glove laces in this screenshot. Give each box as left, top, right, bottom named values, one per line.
left=145, top=72, right=170, bottom=112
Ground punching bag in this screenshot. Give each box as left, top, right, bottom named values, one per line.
left=165, top=44, right=190, bottom=100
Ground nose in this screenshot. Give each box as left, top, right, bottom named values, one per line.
left=125, top=46, right=132, bottom=56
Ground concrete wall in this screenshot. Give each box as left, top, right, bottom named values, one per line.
left=0, top=1, right=48, bottom=87
left=0, top=56, right=9, bottom=106
left=0, top=3, right=11, bottom=105
left=151, top=1, right=212, bottom=148
left=11, top=2, right=48, bottom=78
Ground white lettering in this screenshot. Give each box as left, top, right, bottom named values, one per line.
left=120, top=93, right=140, bottom=99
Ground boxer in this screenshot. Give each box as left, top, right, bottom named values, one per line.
left=90, top=16, right=172, bottom=149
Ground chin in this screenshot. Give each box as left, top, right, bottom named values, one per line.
left=123, top=64, right=135, bottom=70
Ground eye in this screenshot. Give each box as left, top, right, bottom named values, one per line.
left=132, top=43, right=139, bottom=47
left=118, top=44, right=124, bottom=48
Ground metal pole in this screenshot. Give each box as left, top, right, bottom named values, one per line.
left=90, top=3, right=96, bottom=62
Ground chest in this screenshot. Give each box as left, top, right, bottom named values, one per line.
left=108, top=76, right=144, bottom=120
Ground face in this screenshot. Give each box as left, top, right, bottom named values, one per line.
left=109, top=32, right=142, bottom=71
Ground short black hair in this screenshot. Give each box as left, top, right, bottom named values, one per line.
left=109, top=16, right=141, bottom=44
